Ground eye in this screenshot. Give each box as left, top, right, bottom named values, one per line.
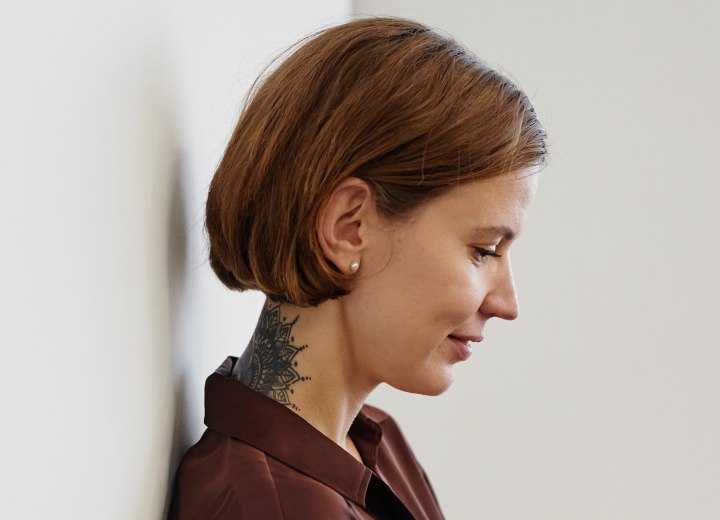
left=473, top=247, right=503, bottom=264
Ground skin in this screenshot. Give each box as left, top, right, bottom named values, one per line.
left=232, top=171, right=539, bottom=463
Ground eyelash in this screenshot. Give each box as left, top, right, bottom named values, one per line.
left=474, top=247, right=503, bottom=263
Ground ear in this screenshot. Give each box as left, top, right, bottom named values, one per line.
left=317, top=177, right=375, bottom=275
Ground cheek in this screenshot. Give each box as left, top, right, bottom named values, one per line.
left=352, top=251, right=445, bottom=348
left=404, top=253, right=485, bottom=331
left=436, top=253, right=493, bottom=318
left=353, top=239, right=486, bottom=352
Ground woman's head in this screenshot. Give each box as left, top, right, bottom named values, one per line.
left=206, top=15, right=547, bottom=307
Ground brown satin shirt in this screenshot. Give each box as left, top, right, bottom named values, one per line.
left=168, top=356, right=446, bottom=520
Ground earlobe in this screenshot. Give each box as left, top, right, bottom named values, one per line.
left=317, top=178, right=373, bottom=274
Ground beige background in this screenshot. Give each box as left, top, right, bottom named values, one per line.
left=1, top=1, right=718, bottom=518
left=355, top=1, right=720, bottom=519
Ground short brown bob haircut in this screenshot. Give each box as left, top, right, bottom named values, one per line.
left=206, top=16, right=547, bottom=307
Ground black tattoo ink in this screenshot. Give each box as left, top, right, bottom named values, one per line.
left=231, top=302, right=310, bottom=410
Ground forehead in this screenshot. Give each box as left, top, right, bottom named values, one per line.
left=441, top=174, right=537, bottom=211
left=411, top=174, right=538, bottom=236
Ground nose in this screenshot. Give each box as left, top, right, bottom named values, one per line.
left=479, top=254, right=519, bottom=321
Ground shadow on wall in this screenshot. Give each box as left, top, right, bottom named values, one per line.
left=163, top=148, right=191, bottom=519
left=121, top=65, right=200, bottom=520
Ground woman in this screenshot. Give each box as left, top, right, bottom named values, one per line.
left=168, top=15, right=547, bottom=520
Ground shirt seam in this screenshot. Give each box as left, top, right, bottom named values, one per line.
left=264, top=452, right=287, bottom=519
left=345, top=497, right=362, bottom=520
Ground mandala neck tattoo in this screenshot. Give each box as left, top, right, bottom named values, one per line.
left=230, top=301, right=311, bottom=411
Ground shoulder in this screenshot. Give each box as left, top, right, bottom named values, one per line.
left=168, top=429, right=358, bottom=520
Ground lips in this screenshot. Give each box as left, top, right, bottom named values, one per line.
left=447, top=335, right=473, bottom=360
left=449, top=334, right=484, bottom=344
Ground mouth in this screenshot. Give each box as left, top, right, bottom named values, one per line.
left=448, top=335, right=474, bottom=361
left=449, top=333, right=484, bottom=344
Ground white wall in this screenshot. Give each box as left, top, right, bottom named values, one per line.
left=354, top=1, right=720, bottom=519
left=0, top=2, right=350, bottom=519
left=4, top=2, right=718, bottom=519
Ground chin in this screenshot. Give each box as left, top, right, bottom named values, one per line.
left=387, top=369, right=454, bottom=396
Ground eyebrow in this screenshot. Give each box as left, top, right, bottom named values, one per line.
left=472, top=225, right=516, bottom=241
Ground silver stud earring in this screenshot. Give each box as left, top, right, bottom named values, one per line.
left=350, top=260, right=360, bottom=273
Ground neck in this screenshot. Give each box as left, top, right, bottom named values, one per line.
left=231, top=297, right=378, bottom=453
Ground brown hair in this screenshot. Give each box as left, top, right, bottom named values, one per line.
left=205, top=15, right=547, bottom=306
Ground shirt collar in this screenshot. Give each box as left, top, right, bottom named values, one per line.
left=203, top=356, right=389, bottom=507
